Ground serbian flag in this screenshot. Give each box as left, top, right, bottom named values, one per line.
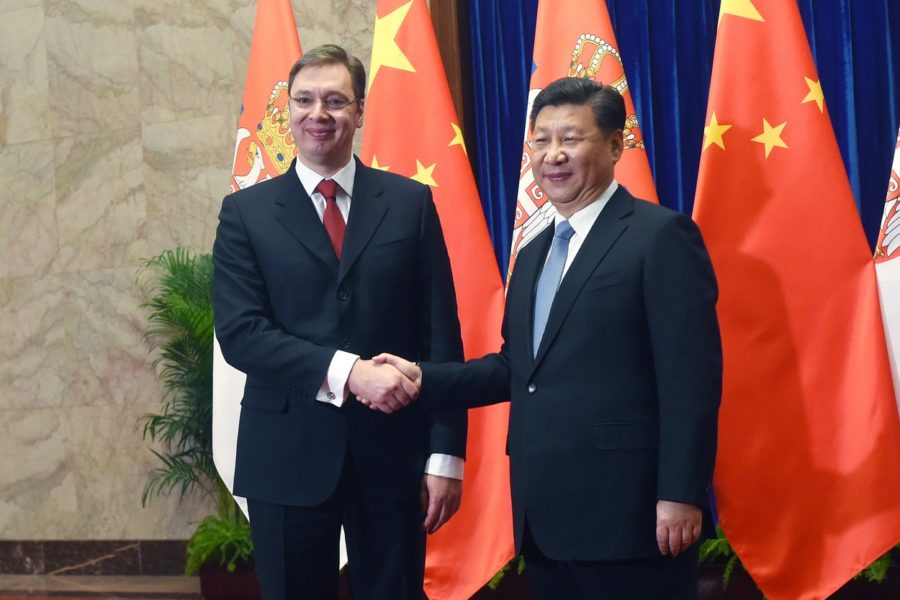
left=212, top=0, right=302, bottom=519
left=693, top=1, right=900, bottom=598
left=876, top=125, right=900, bottom=413
left=360, top=1, right=512, bottom=598
left=510, top=0, right=657, bottom=272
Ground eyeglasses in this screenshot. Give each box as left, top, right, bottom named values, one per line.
left=290, top=95, right=359, bottom=112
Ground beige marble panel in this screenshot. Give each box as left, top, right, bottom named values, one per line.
left=69, top=401, right=215, bottom=539
left=142, top=113, right=234, bottom=253
left=0, top=269, right=158, bottom=412
left=0, top=403, right=213, bottom=539
left=0, top=407, right=70, bottom=538
left=45, top=0, right=139, bottom=137
left=292, top=0, right=375, bottom=69
left=0, top=273, right=71, bottom=411
left=137, top=0, right=238, bottom=126
left=51, top=127, right=148, bottom=273
left=0, top=6, right=51, bottom=145
left=0, top=140, right=58, bottom=279
left=0, top=0, right=43, bottom=10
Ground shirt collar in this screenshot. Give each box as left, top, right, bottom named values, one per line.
left=554, top=180, right=619, bottom=238
left=294, top=156, right=357, bottom=198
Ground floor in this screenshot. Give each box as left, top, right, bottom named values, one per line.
left=0, top=575, right=199, bottom=599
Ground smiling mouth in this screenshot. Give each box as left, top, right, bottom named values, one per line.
left=544, top=173, right=570, bottom=183
left=306, top=129, right=334, bottom=139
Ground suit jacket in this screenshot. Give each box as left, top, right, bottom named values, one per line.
left=212, top=157, right=467, bottom=507
left=422, top=187, right=721, bottom=561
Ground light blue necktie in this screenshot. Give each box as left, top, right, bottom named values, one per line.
left=532, top=220, right=575, bottom=357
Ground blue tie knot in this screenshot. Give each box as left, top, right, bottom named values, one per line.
left=555, top=220, right=575, bottom=241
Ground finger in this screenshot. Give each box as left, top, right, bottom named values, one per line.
left=423, top=495, right=440, bottom=532
left=384, top=355, right=417, bottom=380
left=430, top=504, right=450, bottom=534
left=372, top=353, right=389, bottom=364
left=657, top=525, right=670, bottom=556
left=398, top=374, right=419, bottom=400
left=669, top=527, right=684, bottom=557
left=391, top=389, right=412, bottom=409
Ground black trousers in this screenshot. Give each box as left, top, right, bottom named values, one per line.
left=247, top=455, right=425, bottom=600
left=522, top=519, right=699, bottom=600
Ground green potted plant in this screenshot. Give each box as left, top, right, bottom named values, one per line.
left=698, top=527, right=898, bottom=598
left=138, top=248, right=258, bottom=599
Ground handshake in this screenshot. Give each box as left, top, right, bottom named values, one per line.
left=347, top=353, right=423, bottom=413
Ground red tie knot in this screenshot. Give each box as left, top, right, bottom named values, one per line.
left=316, top=178, right=338, bottom=201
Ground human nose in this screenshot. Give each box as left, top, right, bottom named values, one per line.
left=308, top=98, right=331, bottom=119
left=543, top=141, right=566, bottom=164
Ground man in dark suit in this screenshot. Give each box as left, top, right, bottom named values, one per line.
left=212, top=44, right=467, bottom=600
left=372, top=78, right=722, bottom=599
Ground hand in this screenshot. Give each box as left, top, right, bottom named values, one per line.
left=372, top=353, right=422, bottom=389
left=347, top=359, right=418, bottom=413
left=420, top=474, right=462, bottom=534
left=656, top=500, right=702, bottom=557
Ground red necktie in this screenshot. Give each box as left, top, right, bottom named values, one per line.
left=316, top=179, right=345, bottom=259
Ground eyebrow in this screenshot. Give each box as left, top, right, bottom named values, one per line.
left=293, top=89, right=349, bottom=96
left=533, top=125, right=585, bottom=135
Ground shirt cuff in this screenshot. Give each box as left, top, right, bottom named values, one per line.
left=316, top=351, right=358, bottom=407
left=425, top=454, right=464, bottom=480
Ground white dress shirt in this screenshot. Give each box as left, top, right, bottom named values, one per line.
left=550, top=180, right=619, bottom=277
left=294, top=157, right=464, bottom=480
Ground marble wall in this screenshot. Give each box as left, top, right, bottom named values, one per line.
left=0, top=0, right=377, bottom=540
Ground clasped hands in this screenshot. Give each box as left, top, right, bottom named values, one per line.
left=348, top=354, right=421, bottom=413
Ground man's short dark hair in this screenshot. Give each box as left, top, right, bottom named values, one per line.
left=287, top=44, right=366, bottom=102
left=529, top=77, right=625, bottom=135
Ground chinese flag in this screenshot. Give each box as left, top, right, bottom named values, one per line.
left=693, top=1, right=900, bottom=598
left=875, top=125, right=900, bottom=413
left=213, top=0, right=302, bottom=518
left=360, top=1, right=512, bottom=599
left=510, top=0, right=657, bottom=271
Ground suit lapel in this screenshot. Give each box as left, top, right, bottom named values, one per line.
left=274, top=162, right=339, bottom=270
left=532, top=188, right=634, bottom=371
left=337, top=160, right=388, bottom=285
left=511, top=225, right=554, bottom=366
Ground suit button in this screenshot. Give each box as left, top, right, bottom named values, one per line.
left=527, top=383, right=537, bottom=394
left=341, top=338, right=351, bottom=349
left=337, top=290, right=350, bottom=301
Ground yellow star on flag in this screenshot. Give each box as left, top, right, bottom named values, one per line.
left=703, top=112, right=732, bottom=151
left=751, top=118, right=788, bottom=158
left=411, top=160, right=438, bottom=187
left=370, top=155, right=390, bottom=171
left=802, top=77, right=824, bottom=113
left=449, top=123, right=467, bottom=156
left=719, top=0, right=764, bottom=25
left=368, top=0, right=416, bottom=93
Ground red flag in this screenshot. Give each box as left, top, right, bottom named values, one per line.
left=360, top=1, right=512, bottom=598
left=510, top=0, right=657, bottom=273
left=213, top=0, right=302, bottom=518
left=693, top=1, right=900, bottom=598
left=229, top=0, right=302, bottom=191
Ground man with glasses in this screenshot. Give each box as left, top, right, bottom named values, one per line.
left=212, top=44, right=467, bottom=600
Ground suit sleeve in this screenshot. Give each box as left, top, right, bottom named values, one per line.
left=212, top=194, right=333, bottom=394
left=416, top=190, right=469, bottom=459
left=419, top=266, right=515, bottom=409
left=643, top=213, right=722, bottom=508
